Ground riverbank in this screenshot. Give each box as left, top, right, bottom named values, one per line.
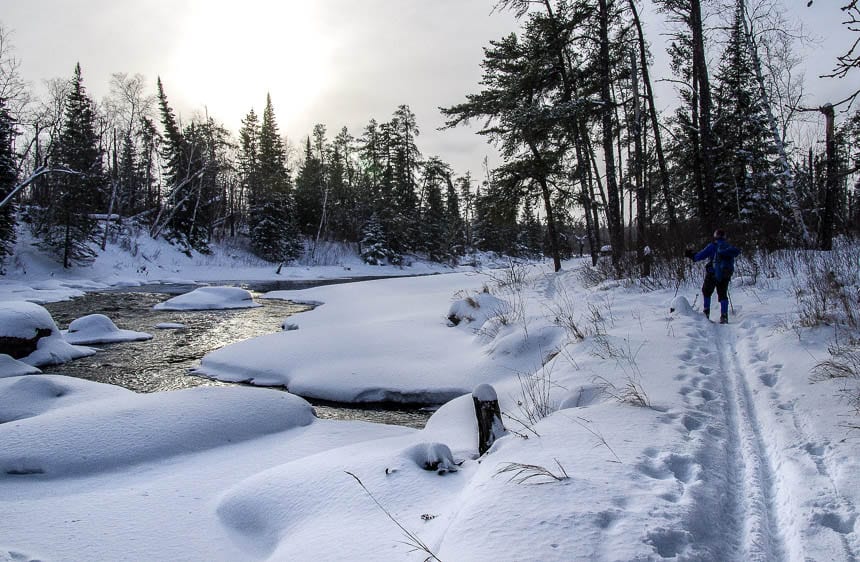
left=0, top=229, right=480, bottom=305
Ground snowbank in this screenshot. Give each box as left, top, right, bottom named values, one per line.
left=0, top=382, right=314, bottom=478
left=195, top=273, right=566, bottom=404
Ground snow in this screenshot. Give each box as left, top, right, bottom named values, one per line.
left=154, top=322, right=185, bottom=330
left=0, top=301, right=96, bottom=367
left=62, top=313, right=153, bottom=344
left=0, top=300, right=60, bottom=339
left=0, top=381, right=314, bottom=478
left=153, top=286, right=261, bottom=311
left=472, top=383, right=497, bottom=401
left=0, top=355, right=41, bottom=378
left=1, top=232, right=860, bottom=561
left=194, top=273, right=566, bottom=403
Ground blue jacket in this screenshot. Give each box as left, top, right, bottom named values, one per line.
left=693, top=239, right=740, bottom=282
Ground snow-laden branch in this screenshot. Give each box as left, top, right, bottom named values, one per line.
left=0, top=165, right=82, bottom=209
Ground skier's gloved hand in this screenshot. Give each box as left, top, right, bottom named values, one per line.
left=684, top=249, right=695, bottom=260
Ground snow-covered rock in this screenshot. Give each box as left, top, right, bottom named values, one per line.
left=62, top=314, right=153, bottom=345
left=669, top=295, right=695, bottom=316
left=0, top=301, right=95, bottom=367
left=447, top=291, right=508, bottom=330
left=153, top=286, right=261, bottom=311
left=400, top=442, right=458, bottom=473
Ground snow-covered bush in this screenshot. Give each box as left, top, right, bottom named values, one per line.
left=793, top=240, right=860, bottom=331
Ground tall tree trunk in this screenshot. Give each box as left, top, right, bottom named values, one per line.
left=574, top=127, right=600, bottom=266
left=526, top=138, right=562, bottom=272
left=630, top=49, right=648, bottom=272
left=690, top=0, right=717, bottom=234
left=598, top=0, right=624, bottom=266
left=820, top=104, right=836, bottom=250
left=627, top=0, right=678, bottom=234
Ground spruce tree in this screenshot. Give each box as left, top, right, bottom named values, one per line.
left=389, top=105, right=422, bottom=253
left=251, top=94, right=301, bottom=262
left=238, top=108, right=260, bottom=208
left=712, top=3, right=785, bottom=244
left=360, top=212, right=392, bottom=265
left=41, top=64, right=105, bottom=268
left=420, top=157, right=448, bottom=262
left=519, top=197, right=543, bottom=258
left=294, top=134, right=325, bottom=236
left=155, top=78, right=211, bottom=253
left=0, top=96, right=16, bottom=265
left=445, top=173, right=465, bottom=261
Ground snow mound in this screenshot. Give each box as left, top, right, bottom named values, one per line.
left=62, top=314, right=153, bottom=344
left=669, top=295, right=695, bottom=316
left=0, top=354, right=41, bottom=378
left=559, top=384, right=606, bottom=409
left=447, top=291, right=508, bottom=329
left=400, top=442, right=458, bottom=473
left=0, top=300, right=58, bottom=339
left=155, top=322, right=185, bottom=330
left=0, top=385, right=314, bottom=478
left=0, top=374, right=131, bottom=422
left=153, top=286, right=261, bottom=311
left=0, top=301, right=96, bottom=367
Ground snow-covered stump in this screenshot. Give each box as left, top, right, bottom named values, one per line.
left=472, top=384, right=505, bottom=456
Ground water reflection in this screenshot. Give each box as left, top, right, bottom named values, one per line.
left=42, top=289, right=431, bottom=429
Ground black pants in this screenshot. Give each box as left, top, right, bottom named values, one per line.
left=702, top=270, right=730, bottom=303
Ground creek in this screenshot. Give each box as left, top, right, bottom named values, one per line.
left=41, top=280, right=432, bottom=429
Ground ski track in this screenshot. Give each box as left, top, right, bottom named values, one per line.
left=736, top=317, right=859, bottom=562
left=714, top=322, right=786, bottom=561
left=664, top=313, right=859, bottom=561
left=660, top=314, right=786, bottom=561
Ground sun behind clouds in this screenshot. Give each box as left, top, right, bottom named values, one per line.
left=165, top=0, right=333, bottom=128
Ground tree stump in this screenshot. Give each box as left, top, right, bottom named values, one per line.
left=472, top=384, right=506, bottom=455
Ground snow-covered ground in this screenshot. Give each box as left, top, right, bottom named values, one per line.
left=1, top=232, right=860, bottom=561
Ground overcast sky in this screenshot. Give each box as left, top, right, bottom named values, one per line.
left=1, top=1, right=856, bottom=177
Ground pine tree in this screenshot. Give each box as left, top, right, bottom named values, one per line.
left=389, top=105, right=422, bottom=253
left=328, top=127, right=359, bottom=240
left=445, top=173, right=465, bottom=261
left=420, top=157, right=448, bottom=262
left=360, top=212, right=392, bottom=265
left=238, top=108, right=260, bottom=211
left=712, top=3, right=786, bottom=244
left=250, top=94, right=301, bottom=262
left=40, top=64, right=105, bottom=268
left=294, top=134, right=325, bottom=236
left=519, top=197, right=543, bottom=258
left=472, top=176, right=520, bottom=256
left=155, top=78, right=212, bottom=253
left=0, top=96, right=16, bottom=265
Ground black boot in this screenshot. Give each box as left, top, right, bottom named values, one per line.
left=720, top=314, right=728, bottom=324
left=703, top=308, right=710, bottom=319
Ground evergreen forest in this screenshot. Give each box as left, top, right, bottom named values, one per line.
left=0, top=0, right=858, bottom=274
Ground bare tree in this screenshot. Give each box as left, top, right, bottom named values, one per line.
left=0, top=24, right=30, bottom=117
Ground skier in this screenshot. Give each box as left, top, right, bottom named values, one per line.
left=685, top=229, right=741, bottom=324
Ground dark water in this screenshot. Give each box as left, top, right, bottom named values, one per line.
left=42, top=287, right=432, bottom=429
